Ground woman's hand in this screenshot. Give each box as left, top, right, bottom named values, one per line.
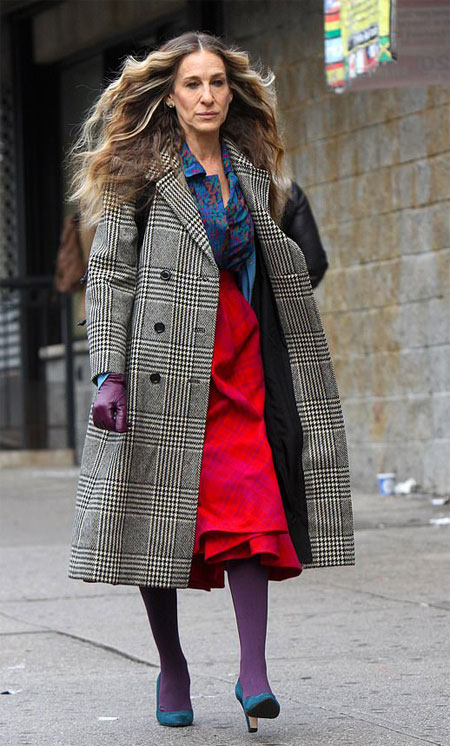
left=92, top=373, right=130, bottom=432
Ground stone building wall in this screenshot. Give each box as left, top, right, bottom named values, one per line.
left=223, top=0, right=450, bottom=493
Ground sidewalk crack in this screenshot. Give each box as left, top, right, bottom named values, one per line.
left=0, top=609, right=157, bottom=669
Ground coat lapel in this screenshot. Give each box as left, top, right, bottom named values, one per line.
left=222, top=136, right=271, bottom=216
left=154, top=167, right=216, bottom=266
left=222, top=137, right=286, bottom=271
left=148, top=136, right=274, bottom=268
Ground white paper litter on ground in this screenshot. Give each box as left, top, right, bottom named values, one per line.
left=394, top=478, right=417, bottom=495
left=98, top=717, right=119, bottom=722
left=1, top=689, right=23, bottom=695
left=431, top=497, right=449, bottom=506
left=429, top=517, right=450, bottom=526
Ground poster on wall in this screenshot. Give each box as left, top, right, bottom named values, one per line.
left=347, top=0, right=449, bottom=89
left=324, top=0, right=397, bottom=92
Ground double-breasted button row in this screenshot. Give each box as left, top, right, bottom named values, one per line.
left=150, top=267, right=205, bottom=386
left=160, top=268, right=219, bottom=283
left=150, top=373, right=206, bottom=385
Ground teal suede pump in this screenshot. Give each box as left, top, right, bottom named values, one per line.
left=234, top=677, right=280, bottom=733
left=155, top=672, right=193, bottom=727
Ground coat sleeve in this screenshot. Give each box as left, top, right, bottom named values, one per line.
left=85, top=181, right=138, bottom=384
left=281, top=181, right=329, bottom=289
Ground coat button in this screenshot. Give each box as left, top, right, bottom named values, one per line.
left=154, top=322, right=165, bottom=333
left=150, top=373, right=161, bottom=384
left=160, top=269, right=171, bottom=280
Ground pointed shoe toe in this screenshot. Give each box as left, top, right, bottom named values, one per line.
left=156, top=672, right=194, bottom=727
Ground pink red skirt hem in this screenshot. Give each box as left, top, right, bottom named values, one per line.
left=189, top=530, right=302, bottom=591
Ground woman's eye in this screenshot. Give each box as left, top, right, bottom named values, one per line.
left=186, top=80, right=225, bottom=88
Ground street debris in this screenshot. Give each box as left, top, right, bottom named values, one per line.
left=429, top=517, right=450, bottom=526
left=98, top=716, right=119, bottom=721
left=431, top=497, right=449, bottom=506
left=1, top=689, right=23, bottom=695
left=377, top=472, right=396, bottom=496
left=394, top=478, right=417, bottom=495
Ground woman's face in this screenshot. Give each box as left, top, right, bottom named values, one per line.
left=167, top=50, right=233, bottom=139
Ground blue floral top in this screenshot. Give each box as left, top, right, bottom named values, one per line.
left=180, top=137, right=255, bottom=271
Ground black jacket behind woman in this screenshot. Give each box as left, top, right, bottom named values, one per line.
left=281, top=182, right=328, bottom=289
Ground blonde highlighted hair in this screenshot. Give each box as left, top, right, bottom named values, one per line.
left=66, top=31, right=291, bottom=227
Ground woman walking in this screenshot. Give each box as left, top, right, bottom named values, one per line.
left=67, top=31, right=354, bottom=733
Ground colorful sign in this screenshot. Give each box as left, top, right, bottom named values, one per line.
left=324, top=0, right=397, bottom=92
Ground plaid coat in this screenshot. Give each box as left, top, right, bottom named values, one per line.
left=68, top=136, right=354, bottom=588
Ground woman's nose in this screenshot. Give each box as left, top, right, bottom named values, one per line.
left=200, top=85, right=214, bottom=103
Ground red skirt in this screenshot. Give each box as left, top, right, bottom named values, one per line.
left=188, top=269, right=302, bottom=591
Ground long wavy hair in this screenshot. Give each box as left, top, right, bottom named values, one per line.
left=66, top=31, right=291, bottom=228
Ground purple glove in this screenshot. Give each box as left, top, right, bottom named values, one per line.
left=92, top=373, right=130, bottom=433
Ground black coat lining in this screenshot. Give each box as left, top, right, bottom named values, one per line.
left=251, top=236, right=313, bottom=564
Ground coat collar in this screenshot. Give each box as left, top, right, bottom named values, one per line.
left=222, top=136, right=271, bottom=214
left=149, top=135, right=271, bottom=266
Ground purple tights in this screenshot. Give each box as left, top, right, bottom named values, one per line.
left=139, top=555, right=272, bottom=711
left=227, top=556, right=273, bottom=698
left=139, top=585, right=191, bottom=712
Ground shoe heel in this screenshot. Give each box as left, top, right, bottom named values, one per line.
left=235, top=676, right=280, bottom=732
left=235, top=678, right=258, bottom=733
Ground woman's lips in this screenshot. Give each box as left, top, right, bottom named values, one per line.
left=197, top=112, right=218, bottom=118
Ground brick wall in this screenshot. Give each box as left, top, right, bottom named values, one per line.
left=224, top=0, right=450, bottom=494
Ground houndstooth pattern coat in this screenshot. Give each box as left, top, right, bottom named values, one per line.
left=68, top=136, right=354, bottom=588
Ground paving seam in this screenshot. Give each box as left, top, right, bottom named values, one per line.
left=287, top=696, right=444, bottom=745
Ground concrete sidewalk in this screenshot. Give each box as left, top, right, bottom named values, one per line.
left=1, top=467, right=449, bottom=745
